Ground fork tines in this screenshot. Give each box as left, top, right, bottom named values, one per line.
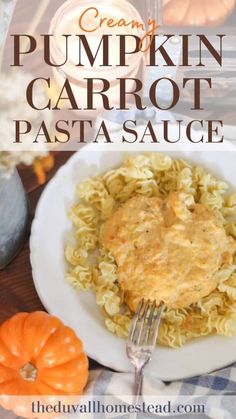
left=128, top=299, right=163, bottom=347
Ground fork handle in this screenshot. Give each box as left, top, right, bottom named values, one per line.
left=129, top=367, right=143, bottom=419
left=134, top=367, right=143, bottom=397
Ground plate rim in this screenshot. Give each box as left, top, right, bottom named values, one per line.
left=30, top=143, right=236, bottom=380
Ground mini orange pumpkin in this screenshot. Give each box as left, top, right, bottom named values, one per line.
left=163, top=0, right=235, bottom=26
left=0, top=312, right=89, bottom=396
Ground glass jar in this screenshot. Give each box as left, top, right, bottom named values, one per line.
left=0, top=170, right=29, bottom=269
left=146, top=0, right=163, bottom=24
left=49, top=0, right=146, bottom=112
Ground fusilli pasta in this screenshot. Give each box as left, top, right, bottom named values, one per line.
left=65, top=153, right=236, bottom=348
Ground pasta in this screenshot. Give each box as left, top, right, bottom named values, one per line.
left=65, top=153, right=236, bottom=348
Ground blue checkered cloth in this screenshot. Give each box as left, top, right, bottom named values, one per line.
left=0, top=365, right=235, bottom=418
left=84, top=364, right=236, bottom=419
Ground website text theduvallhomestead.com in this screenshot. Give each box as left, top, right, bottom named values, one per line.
left=31, top=399, right=205, bottom=415
left=10, top=32, right=226, bottom=145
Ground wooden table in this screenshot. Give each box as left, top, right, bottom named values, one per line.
left=0, top=158, right=63, bottom=418
left=0, top=152, right=103, bottom=375
left=0, top=154, right=68, bottom=324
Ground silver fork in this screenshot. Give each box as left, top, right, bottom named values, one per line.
left=126, top=299, right=164, bottom=414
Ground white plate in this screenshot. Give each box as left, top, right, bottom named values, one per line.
left=30, top=143, right=236, bottom=381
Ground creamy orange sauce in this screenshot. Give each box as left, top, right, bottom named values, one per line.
left=101, top=192, right=236, bottom=311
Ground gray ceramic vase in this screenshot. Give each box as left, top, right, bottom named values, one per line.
left=0, top=170, right=29, bottom=269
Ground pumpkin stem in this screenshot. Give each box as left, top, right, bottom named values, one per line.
left=19, top=362, right=38, bottom=382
